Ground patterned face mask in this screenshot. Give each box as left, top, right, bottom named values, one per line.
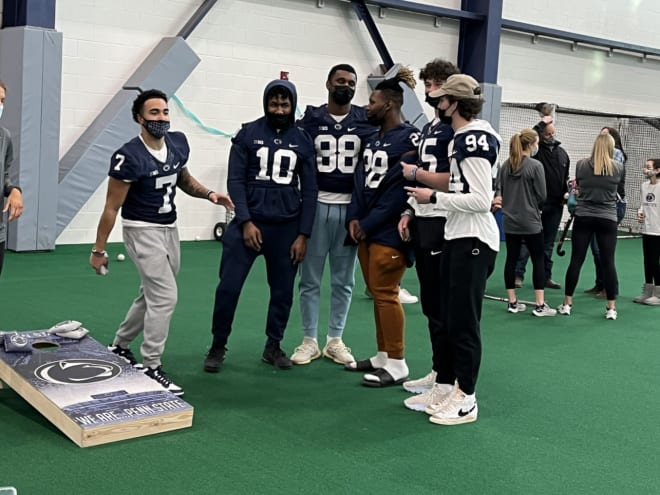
left=143, top=119, right=170, bottom=138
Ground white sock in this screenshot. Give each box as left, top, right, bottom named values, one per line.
left=382, top=358, right=409, bottom=381
left=370, top=351, right=388, bottom=368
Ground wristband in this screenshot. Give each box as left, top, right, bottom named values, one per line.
left=401, top=209, right=414, bottom=217
left=91, top=249, right=107, bottom=257
left=410, top=167, right=418, bottom=181
left=430, top=192, right=438, bottom=204
left=206, top=190, right=215, bottom=199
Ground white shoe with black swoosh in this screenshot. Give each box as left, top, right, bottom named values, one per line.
left=429, top=386, right=478, bottom=425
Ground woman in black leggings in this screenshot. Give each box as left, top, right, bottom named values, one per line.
left=558, top=133, right=623, bottom=320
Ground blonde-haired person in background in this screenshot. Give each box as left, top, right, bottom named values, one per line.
left=633, top=158, right=660, bottom=305
left=558, top=133, right=623, bottom=320
left=493, top=129, right=556, bottom=316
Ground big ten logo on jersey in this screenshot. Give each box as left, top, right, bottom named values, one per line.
left=314, top=134, right=361, bottom=174
left=255, top=145, right=298, bottom=185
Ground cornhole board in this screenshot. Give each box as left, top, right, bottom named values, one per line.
left=0, top=330, right=193, bottom=447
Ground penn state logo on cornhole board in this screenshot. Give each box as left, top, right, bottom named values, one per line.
left=0, top=330, right=193, bottom=447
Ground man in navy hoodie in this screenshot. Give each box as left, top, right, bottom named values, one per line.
left=204, top=79, right=317, bottom=372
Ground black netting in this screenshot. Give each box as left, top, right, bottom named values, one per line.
left=499, top=103, right=660, bottom=233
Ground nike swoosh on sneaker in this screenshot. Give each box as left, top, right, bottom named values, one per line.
left=430, top=250, right=442, bottom=256
left=458, top=405, right=476, bottom=417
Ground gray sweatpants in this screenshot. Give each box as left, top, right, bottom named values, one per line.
left=113, top=225, right=180, bottom=368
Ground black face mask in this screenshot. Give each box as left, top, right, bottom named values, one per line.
left=331, top=86, right=355, bottom=106
left=267, top=113, right=290, bottom=129
left=143, top=119, right=170, bottom=138
left=425, top=94, right=441, bottom=109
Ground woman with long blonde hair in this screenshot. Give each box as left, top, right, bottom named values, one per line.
left=558, top=133, right=623, bottom=320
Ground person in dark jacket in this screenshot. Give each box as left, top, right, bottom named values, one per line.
left=203, top=79, right=318, bottom=372
left=515, top=120, right=570, bottom=289
left=344, top=71, right=419, bottom=387
left=0, top=80, right=23, bottom=278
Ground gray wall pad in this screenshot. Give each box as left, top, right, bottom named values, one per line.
left=480, top=83, right=502, bottom=133
left=0, top=27, right=62, bottom=252
left=56, top=36, right=201, bottom=239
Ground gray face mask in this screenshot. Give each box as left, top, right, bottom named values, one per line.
left=143, top=119, right=170, bottom=138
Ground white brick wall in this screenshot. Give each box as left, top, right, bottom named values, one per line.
left=54, top=0, right=660, bottom=244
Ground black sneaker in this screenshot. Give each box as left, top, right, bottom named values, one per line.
left=262, top=345, right=293, bottom=370
left=144, top=366, right=183, bottom=396
left=108, top=344, right=143, bottom=369
left=203, top=346, right=226, bottom=373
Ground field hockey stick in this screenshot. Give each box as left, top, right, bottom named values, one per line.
left=484, top=294, right=537, bottom=307
left=556, top=214, right=574, bottom=257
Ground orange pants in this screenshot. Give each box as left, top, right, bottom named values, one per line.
left=358, top=242, right=407, bottom=359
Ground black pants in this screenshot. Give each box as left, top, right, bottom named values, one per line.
left=642, top=234, right=660, bottom=285
left=434, top=238, right=496, bottom=395
left=412, top=217, right=445, bottom=370
left=565, top=216, right=618, bottom=300
left=211, top=219, right=299, bottom=349
left=516, top=202, right=563, bottom=282
left=505, top=232, right=544, bottom=290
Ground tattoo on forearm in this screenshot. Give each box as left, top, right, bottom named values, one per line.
left=177, top=170, right=206, bottom=198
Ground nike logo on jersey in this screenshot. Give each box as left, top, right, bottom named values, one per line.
left=430, top=250, right=442, bottom=256
left=383, top=143, right=392, bottom=147
left=433, top=130, right=443, bottom=135
left=458, top=404, right=476, bottom=417
left=347, top=127, right=357, bottom=132
left=173, top=162, right=180, bottom=169
left=289, top=144, right=299, bottom=148
left=150, top=170, right=159, bottom=176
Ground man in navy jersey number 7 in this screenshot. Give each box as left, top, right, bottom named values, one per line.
left=90, top=89, right=233, bottom=396
left=203, top=79, right=317, bottom=372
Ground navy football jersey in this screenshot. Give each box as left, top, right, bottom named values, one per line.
left=228, top=116, right=317, bottom=235
left=417, top=119, right=453, bottom=174
left=109, top=132, right=189, bottom=224
left=448, top=124, right=499, bottom=194
left=347, top=122, right=419, bottom=255
left=297, top=104, right=376, bottom=194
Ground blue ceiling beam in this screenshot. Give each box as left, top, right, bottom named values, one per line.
left=2, top=0, right=55, bottom=29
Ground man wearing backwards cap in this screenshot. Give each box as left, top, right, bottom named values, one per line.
left=403, top=73, right=501, bottom=425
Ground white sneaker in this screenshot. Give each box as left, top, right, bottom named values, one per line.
left=532, top=303, right=557, bottom=317
left=605, top=308, right=618, bottom=320
left=429, top=387, right=478, bottom=425
left=402, top=370, right=437, bottom=394
left=399, top=287, right=418, bottom=304
left=322, top=337, right=354, bottom=364
left=290, top=337, right=321, bottom=365
left=507, top=301, right=527, bottom=313
left=557, top=303, right=572, bottom=315
left=404, top=383, right=453, bottom=412
left=425, top=383, right=458, bottom=415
